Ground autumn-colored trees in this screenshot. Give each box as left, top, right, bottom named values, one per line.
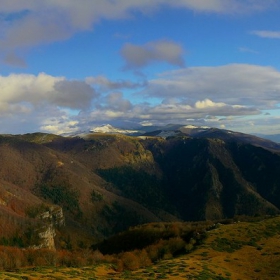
left=107, top=236, right=192, bottom=272
left=99, top=222, right=211, bottom=273
left=0, top=246, right=104, bottom=271
left=0, top=221, right=212, bottom=272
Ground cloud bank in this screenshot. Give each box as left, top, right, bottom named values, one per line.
left=145, top=64, right=280, bottom=108
left=1, top=64, right=280, bottom=135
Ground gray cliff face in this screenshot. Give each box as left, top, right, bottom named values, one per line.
left=34, top=206, right=65, bottom=250
left=37, top=225, right=56, bottom=250
left=44, top=206, right=65, bottom=227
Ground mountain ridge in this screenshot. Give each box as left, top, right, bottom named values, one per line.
left=0, top=126, right=280, bottom=249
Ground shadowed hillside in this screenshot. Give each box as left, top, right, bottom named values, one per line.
left=0, top=130, right=280, bottom=249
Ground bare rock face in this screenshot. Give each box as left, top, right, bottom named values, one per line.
left=42, top=206, right=65, bottom=228
left=37, top=224, right=56, bottom=249
left=34, top=206, right=65, bottom=250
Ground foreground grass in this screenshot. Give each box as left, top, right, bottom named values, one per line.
left=1, top=216, right=280, bottom=279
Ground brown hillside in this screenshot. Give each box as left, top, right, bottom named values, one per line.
left=0, top=132, right=280, bottom=249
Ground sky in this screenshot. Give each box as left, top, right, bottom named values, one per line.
left=1, top=0, right=280, bottom=135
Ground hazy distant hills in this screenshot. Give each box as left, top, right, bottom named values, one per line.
left=90, top=123, right=280, bottom=144
left=1, top=125, right=280, bottom=248
left=142, top=124, right=280, bottom=151
left=255, top=133, right=280, bottom=143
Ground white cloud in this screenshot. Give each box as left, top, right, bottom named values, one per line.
left=251, top=30, right=280, bottom=39
left=121, top=40, right=185, bottom=69
left=0, top=73, right=97, bottom=111
left=0, top=102, right=31, bottom=117
left=1, top=63, right=280, bottom=135
left=40, top=117, right=80, bottom=135
left=0, top=104, right=66, bottom=134
left=103, top=92, right=133, bottom=111
left=79, top=63, right=280, bottom=134
left=0, top=73, right=99, bottom=134
left=195, top=99, right=226, bottom=109
left=145, top=64, right=280, bottom=108
left=85, top=98, right=259, bottom=130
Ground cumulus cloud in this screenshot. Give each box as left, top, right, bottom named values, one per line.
left=52, top=80, right=96, bottom=109
left=0, top=73, right=97, bottom=111
left=195, top=99, right=226, bottom=109
left=251, top=30, right=280, bottom=39
left=121, top=40, right=185, bottom=69
left=86, top=98, right=259, bottom=130
left=85, top=92, right=134, bottom=127
left=40, top=117, right=80, bottom=135
left=145, top=64, right=280, bottom=108
left=0, top=72, right=100, bottom=134
left=0, top=103, right=70, bottom=134
left=104, top=92, right=133, bottom=111
left=75, top=63, right=279, bottom=133
left=1, top=63, right=280, bottom=134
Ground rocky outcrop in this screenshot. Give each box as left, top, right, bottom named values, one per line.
left=38, top=206, right=65, bottom=227
left=34, top=206, right=65, bottom=250
left=37, top=224, right=56, bottom=250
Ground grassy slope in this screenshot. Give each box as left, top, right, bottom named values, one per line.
left=2, top=216, right=280, bottom=279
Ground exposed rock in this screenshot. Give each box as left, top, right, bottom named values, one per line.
left=33, top=206, right=65, bottom=250
left=37, top=224, right=56, bottom=250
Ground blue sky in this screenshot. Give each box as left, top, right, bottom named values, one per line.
left=0, top=0, right=280, bottom=135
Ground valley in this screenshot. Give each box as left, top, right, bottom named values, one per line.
left=0, top=125, right=280, bottom=278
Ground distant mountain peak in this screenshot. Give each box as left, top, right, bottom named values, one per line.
left=182, top=125, right=198, bottom=129
left=90, top=124, right=139, bottom=134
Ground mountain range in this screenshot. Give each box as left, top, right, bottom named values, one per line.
left=1, top=124, right=280, bottom=249
left=89, top=123, right=280, bottom=143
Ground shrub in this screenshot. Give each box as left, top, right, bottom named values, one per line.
left=166, top=237, right=186, bottom=256
left=115, top=258, right=124, bottom=272
left=0, top=246, right=26, bottom=270
left=120, top=251, right=140, bottom=270
left=25, top=203, right=50, bottom=218
left=136, top=249, right=152, bottom=267
left=91, top=190, right=103, bottom=202
left=146, top=244, right=160, bottom=262
left=185, top=243, right=194, bottom=253
left=80, top=249, right=104, bottom=265
left=57, top=250, right=73, bottom=267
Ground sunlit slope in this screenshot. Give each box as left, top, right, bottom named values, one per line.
left=96, top=216, right=280, bottom=280
left=1, top=216, right=279, bottom=279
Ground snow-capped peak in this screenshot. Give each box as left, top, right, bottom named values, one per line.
left=90, top=124, right=138, bottom=134
left=182, top=125, right=198, bottom=129
left=182, top=125, right=210, bottom=130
